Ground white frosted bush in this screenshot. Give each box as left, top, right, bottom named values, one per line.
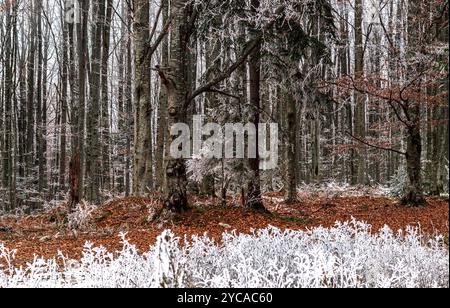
left=68, top=202, right=97, bottom=230
left=0, top=220, right=448, bottom=288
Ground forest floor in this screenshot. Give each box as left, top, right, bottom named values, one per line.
left=0, top=192, right=448, bottom=267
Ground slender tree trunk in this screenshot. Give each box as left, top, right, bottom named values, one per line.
left=116, top=2, right=126, bottom=193
left=101, top=0, right=113, bottom=191
left=42, top=19, right=48, bottom=194
left=59, top=14, right=69, bottom=193
left=36, top=0, right=44, bottom=195
left=353, top=0, right=366, bottom=185
left=18, top=50, right=27, bottom=186
left=2, top=4, right=15, bottom=210
left=26, top=1, right=36, bottom=188
left=125, top=11, right=132, bottom=196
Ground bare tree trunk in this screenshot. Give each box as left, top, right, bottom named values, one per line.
left=284, top=92, right=297, bottom=203
left=133, top=0, right=153, bottom=196
left=311, top=103, right=320, bottom=182
left=430, top=105, right=445, bottom=196
left=101, top=0, right=113, bottom=191
left=162, top=0, right=189, bottom=212
left=246, top=0, right=266, bottom=212
left=200, top=14, right=221, bottom=197
left=86, top=0, right=104, bottom=203
left=18, top=46, right=27, bottom=189
left=429, top=20, right=448, bottom=196
left=402, top=122, right=425, bottom=205
left=2, top=3, right=16, bottom=211
left=125, top=10, right=133, bottom=196
left=353, top=0, right=366, bottom=185
left=36, top=0, right=47, bottom=200
left=401, top=0, right=425, bottom=206
left=36, top=0, right=43, bottom=194
left=26, top=1, right=36, bottom=190
left=70, top=0, right=89, bottom=209
left=59, top=12, right=69, bottom=194
left=155, top=0, right=169, bottom=191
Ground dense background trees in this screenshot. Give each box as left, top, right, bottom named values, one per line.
left=0, top=0, right=448, bottom=212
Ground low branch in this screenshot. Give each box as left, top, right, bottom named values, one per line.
left=346, top=132, right=406, bottom=156
left=326, top=77, right=400, bottom=105
left=205, top=88, right=241, bottom=102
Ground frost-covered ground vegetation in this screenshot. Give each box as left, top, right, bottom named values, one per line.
left=0, top=220, right=448, bottom=288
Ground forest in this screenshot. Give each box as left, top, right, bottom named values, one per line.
left=0, top=0, right=448, bottom=288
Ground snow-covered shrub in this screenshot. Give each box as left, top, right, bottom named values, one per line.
left=296, top=181, right=389, bottom=199
left=387, top=166, right=409, bottom=198
left=146, top=199, right=161, bottom=222
left=68, top=202, right=97, bottom=230
left=0, top=221, right=448, bottom=288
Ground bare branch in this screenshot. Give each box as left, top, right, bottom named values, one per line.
left=205, top=89, right=241, bottom=102
left=140, top=14, right=173, bottom=64
left=148, top=0, right=164, bottom=43
left=346, top=132, right=406, bottom=156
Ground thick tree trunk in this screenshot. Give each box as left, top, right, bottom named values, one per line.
left=311, top=104, right=320, bottom=182
left=155, top=0, right=169, bottom=191
left=400, top=0, right=425, bottom=206
left=69, top=154, right=81, bottom=208
left=284, top=94, right=297, bottom=203
left=402, top=124, right=425, bottom=206
left=163, top=0, right=189, bottom=213
left=69, top=0, right=89, bottom=209
left=200, top=14, right=222, bottom=197
left=133, top=0, right=153, bottom=196
left=430, top=111, right=444, bottom=196
left=86, top=0, right=104, bottom=203
left=337, top=2, right=355, bottom=184
left=246, top=0, right=266, bottom=212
